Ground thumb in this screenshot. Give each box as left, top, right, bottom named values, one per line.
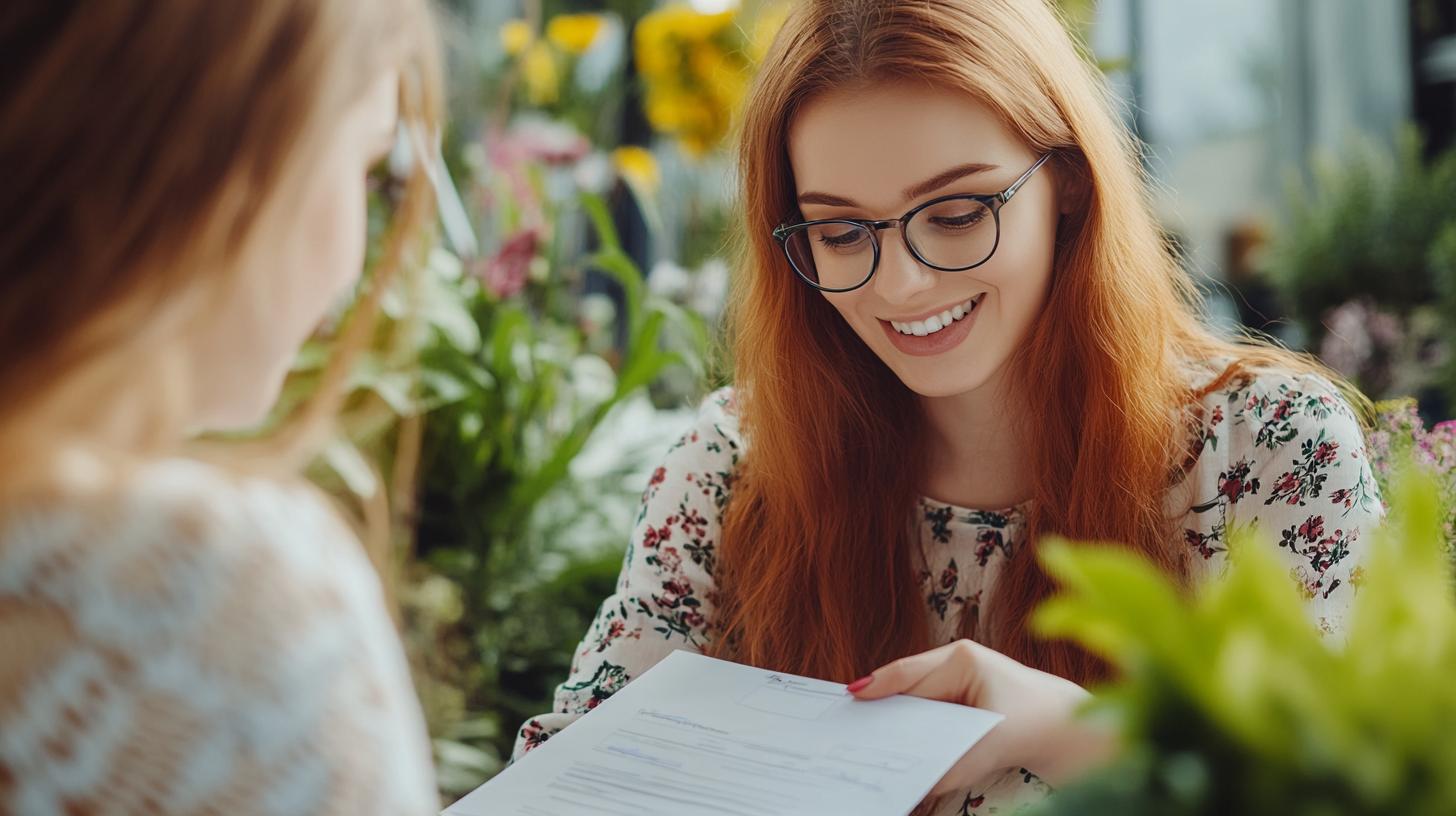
left=847, top=640, right=984, bottom=704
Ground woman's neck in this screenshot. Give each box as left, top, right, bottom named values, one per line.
left=6, top=365, right=185, bottom=460
left=917, top=370, right=1033, bottom=512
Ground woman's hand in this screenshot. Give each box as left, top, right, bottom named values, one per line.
left=847, top=639, right=1115, bottom=795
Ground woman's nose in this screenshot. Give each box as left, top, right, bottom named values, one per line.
left=870, top=228, right=939, bottom=306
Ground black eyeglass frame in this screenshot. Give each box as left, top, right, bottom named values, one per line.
left=771, top=153, right=1053, bottom=293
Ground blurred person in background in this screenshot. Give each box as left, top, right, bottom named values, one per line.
left=512, top=0, right=1384, bottom=814
left=0, top=3, right=442, bottom=813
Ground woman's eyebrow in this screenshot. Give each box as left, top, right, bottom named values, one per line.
left=796, top=162, right=1002, bottom=210
left=796, top=190, right=859, bottom=207
left=901, top=162, right=999, bottom=201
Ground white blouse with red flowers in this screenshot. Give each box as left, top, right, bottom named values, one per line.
left=513, top=367, right=1381, bottom=815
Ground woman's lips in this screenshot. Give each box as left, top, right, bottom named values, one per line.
left=879, top=293, right=984, bottom=357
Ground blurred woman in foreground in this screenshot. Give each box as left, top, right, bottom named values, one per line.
left=0, top=3, right=443, bottom=813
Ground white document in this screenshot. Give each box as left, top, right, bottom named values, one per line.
left=444, top=650, right=1003, bottom=816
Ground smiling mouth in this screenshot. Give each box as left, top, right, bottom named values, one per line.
left=887, top=294, right=986, bottom=337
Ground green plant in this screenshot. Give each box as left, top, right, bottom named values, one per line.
left=407, top=191, right=708, bottom=792
left=1259, top=131, right=1456, bottom=401
left=1264, top=130, right=1456, bottom=338
left=1029, top=466, right=1456, bottom=815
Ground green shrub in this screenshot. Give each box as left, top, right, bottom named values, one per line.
left=1264, top=130, right=1456, bottom=336
left=1030, top=467, right=1456, bottom=815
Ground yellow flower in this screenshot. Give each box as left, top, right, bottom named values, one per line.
left=672, top=98, right=720, bottom=157
left=690, top=41, right=745, bottom=99
left=500, top=19, right=533, bottom=57
left=636, top=6, right=734, bottom=76
left=688, top=41, right=729, bottom=81
left=522, top=41, right=559, bottom=106
left=612, top=146, right=661, bottom=195
left=546, top=13, right=606, bottom=56
left=633, top=3, right=770, bottom=157
left=633, top=14, right=676, bottom=79
left=656, top=6, right=735, bottom=42
left=643, top=88, right=687, bottom=132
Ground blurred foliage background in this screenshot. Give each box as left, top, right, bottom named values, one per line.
left=274, top=0, right=1456, bottom=808
left=306, top=0, right=790, bottom=795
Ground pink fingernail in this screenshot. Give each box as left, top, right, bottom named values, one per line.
left=846, top=675, right=874, bottom=694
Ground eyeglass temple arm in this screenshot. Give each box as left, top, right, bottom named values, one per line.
left=998, top=153, right=1053, bottom=204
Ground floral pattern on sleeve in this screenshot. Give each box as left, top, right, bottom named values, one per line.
left=510, top=389, right=741, bottom=760
left=1179, top=371, right=1382, bottom=637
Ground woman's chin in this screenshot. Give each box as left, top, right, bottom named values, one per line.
left=878, top=348, right=999, bottom=400
left=897, top=374, right=992, bottom=400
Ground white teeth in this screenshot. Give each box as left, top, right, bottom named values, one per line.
left=889, top=294, right=985, bottom=336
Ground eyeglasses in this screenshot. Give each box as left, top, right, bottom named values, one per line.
left=771, top=154, right=1052, bottom=293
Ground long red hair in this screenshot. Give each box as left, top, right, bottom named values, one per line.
left=706, top=0, right=1352, bottom=685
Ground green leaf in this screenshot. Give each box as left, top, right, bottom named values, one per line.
left=1035, top=538, right=1206, bottom=685
left=321, top=438, right=378, bottom=499
left=420, top=269, right=482, bottom=354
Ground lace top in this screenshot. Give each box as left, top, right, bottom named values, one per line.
left=512, top=368, right=1384, bottom=815
left=0, top=457, right=436, bottom=815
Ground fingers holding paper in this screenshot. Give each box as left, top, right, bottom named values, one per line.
left=848, top=639, right=1116, bottom=795
left=847, top=639, right=989, bottom=703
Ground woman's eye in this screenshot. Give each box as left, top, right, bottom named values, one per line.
left=816, top=227, right=869, bottom=250
left=930, top=209, right=988, bottom=230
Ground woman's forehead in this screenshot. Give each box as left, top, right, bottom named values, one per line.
left=787, top=81, right=1029, bottom=212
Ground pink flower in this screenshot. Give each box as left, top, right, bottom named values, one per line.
left=1299, top=515, right=1324, bottom=542
left=515, top=119, right=590, bottom=166
left=659, top=579, right=691, bottom=607
left=477, top=228, right=539, bottom=299
left=1274, top=472, right=1300, bottom=500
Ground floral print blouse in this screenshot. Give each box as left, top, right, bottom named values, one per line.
left=512, top=368, right=1382, bottom=815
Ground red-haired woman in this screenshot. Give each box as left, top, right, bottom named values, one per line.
left=515, top=1, right=1381, bottom=812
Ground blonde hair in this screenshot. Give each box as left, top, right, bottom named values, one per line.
left=0, top=2, right=443, bottom=487
left=709, top=0, right=1360, bottom=684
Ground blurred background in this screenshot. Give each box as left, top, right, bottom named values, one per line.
left=274, top=0, right=1456, bottom=801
